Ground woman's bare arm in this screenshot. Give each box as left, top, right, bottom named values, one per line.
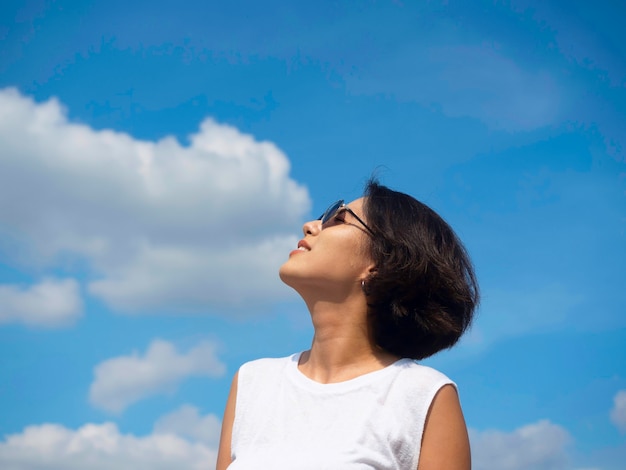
left=418, top=384, right=471, bottom=470
left=216, top=372, right=238, bottom=470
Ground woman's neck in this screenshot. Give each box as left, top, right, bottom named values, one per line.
left=298, top=297, right=399, bottom=384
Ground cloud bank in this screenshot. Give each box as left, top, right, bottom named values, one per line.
left=0, top=421, right=216, bottom=470
left=463, top=282, right=584, bottom=350
left=1, top=417, right=581, bottom=470
left=0, top=87, right=309, bottom=316
left=346, top=42, right=562, bottom=132
left=89, top=339, right=226, bottom=413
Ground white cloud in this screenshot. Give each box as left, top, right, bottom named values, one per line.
left=610, top=390, right=626, bottom=433
left=470, top=420, right=571, bottom=470
left=153, top=405, right=221, bottom=446
left=0, top=278, right=82, bottom=327
left=89, top=339, right=226, bottom=413
left=0, top=422, right=216, bottom=470
left=0, top=87, right=309, bottom=314
left=88, top=235, right=296, bottom=311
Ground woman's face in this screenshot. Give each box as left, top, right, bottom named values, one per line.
left=279, top=197, right=375, bottom=296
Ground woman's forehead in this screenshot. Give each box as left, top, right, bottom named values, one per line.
left=346, top=197, right=365, bottom=210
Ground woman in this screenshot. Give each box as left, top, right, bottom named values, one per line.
left=217, top=179, right=479, bottom=469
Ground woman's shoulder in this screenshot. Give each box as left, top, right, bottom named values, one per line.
left=238, top=353, right=299, bottom=377
left=394, top=360, right=456, bottom=390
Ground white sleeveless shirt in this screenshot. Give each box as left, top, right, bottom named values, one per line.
left=228, top=353, right=454, bottom=470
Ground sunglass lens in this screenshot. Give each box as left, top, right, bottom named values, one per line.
left=319, top=200, right=343, bottom=224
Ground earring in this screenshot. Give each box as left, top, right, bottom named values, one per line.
left=361, top=279, right=371, bottom=296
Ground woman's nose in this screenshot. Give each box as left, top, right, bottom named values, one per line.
left=302, top=219, right=322, bottom=236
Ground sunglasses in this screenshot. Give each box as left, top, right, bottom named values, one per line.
left=318, top=200, right=375, bottom=236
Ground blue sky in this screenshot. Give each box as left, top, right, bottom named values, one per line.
left=0, top=0, right=624, bottom=468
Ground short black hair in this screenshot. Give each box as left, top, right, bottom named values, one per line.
left=363, top=179, right=479, bottom=360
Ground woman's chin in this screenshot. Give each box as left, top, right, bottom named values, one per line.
left=278, top=265, right=313, bottom=295
left=278, top=263, right=294, bottom=286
